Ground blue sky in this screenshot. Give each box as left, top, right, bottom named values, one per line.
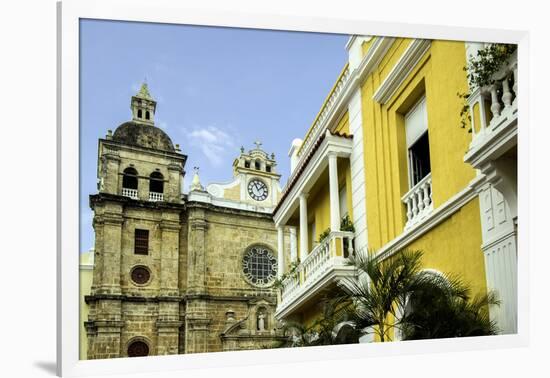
left=79, top=19, right=349, bottom=252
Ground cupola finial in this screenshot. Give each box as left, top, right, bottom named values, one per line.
left=131, top=81, right=156, bottom=125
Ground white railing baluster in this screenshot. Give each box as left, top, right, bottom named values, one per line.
left=278, top=230, right=355, bottom=308
left=149, top=192, right=164, bottom=202
left=489, top=85, right=502, bottom=118
left=122, top=187, right=138, bottom=199
left=402, top=173, right=433, bottom=229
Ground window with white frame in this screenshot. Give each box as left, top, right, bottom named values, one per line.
left=405, top=96, right=431, bottom=188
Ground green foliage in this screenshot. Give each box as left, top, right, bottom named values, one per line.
left=338, top=249, right=500, bottom=342
left=318, top=228, right=331, bottom=243
left=458, top=43, right=517, bottom=131
left=338, top=249, right=426, bottom=342
left=272, top=260, right=301, bottom=289
left=399, top=276, right=500, bottom=339
left=340, top=214, right=355, bottom=232
left=276, top=298, right=359, bottom=348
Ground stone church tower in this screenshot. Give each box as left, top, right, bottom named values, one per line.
left=85, top=84, right=288, bottom=359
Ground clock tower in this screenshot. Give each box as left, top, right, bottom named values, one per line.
left=204, top=141, right=282, bottom=209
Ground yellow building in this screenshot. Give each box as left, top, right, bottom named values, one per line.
left=273, top=37, right=518, bottom=339
left=79, top=248, right=95, bottom=359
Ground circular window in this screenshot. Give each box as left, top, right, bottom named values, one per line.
left=130, top=266, right=151, bottom=285
left=127, top=340, right=149, bottom=357
left=242, top=245, right=277, bottom=287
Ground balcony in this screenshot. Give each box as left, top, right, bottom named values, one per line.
left=149, top=192, right=164, bottom=202
left=402, top=173, right=433, bottom=230
left=464, top=51, right=517, bottom=169
left=276, top=231, right=356, bottom=319
left=121, top=187, right=138, bottom=199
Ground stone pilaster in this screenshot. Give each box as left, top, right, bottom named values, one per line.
left=88, top=298, right=123, bottom=359
left=187, top=208, right=207, bottom=295
left=93, top=204, right=123, bottom=295
left=160, top=212, right=181, bottom=297
left=185, top=298, right=211, bottom=354
left=156, top=300, right=182, bottom=355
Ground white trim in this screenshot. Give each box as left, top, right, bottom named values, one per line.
left=293, top=37, right=394, bottom=168
left=187, top=190, right=274, bottom=214
left=376, top=175, right=483, bottom=260
left=275, top=262, right=356, bottom=319
left=373, top=39, right=431, bottom=104
left=274, top=134, right=354, bottom=226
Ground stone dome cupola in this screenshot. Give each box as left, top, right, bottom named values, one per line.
left=111, top=82, right=176, bottom=152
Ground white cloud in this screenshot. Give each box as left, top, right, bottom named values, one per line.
left=188, top=125, right=237, bottom=167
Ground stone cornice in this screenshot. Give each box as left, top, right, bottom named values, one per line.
left=100, top=138, right=187, bottom=162
left=89, top=193, right=185, bottom=211
left=85, top=293, right=277, bottom=304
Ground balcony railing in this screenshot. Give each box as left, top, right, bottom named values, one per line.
left=121, top=187, right=138, bottom=199
left=402, top=173, right=433, bottom=229
left=296, top=65, right=351, bottom=160
left=149, top=192, right=164, bottom=202
left=278, top=231, right=355, bottom=316
left=467, top=51, right=517, bottom=150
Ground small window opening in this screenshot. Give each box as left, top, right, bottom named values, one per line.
left=408, top=131, right=431, bottom=187
left=145, top=110, right=150, bottom=120
left=255, top=160, right=261, bottom=170
left=122, top=167, right=138, bottom=189
left=244, top=161, right=251, bottom=169
left=134, top=229, right=149, bottom=255
left=149, top=171, right=164, bottom=193
left=266, top=165, right=272, bottom=173
left=137, top=109, right=143, bottom=119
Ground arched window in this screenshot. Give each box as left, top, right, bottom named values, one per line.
left=255, top=160, right=261, bottom=170
left=145, top=110, right=150, bottom=120
left=127, top=339, right=149, bottom=357
left=122, top=167, right=138, bottom=189
left=149, top=171, right=164, bottom=194
left=137, top=109, right=143, bottom=119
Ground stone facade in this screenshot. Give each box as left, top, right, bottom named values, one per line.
left=85, top=84, right=288, bottom=359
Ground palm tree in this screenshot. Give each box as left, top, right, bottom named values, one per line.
left=398, top=275, right=500, bottom=339
left=276, top=296, right=359, bottom=348
left=338, top=249, right=427, bottom=342
left=339, top=249, right=499, bottom=341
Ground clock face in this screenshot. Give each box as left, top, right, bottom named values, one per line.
left=242, top=246, right=277, bottom=287
left=248, top=179, right=269, bottom=201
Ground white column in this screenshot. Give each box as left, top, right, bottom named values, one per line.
left=277, top=226, right=284, bottom=279
left=328, top=153, right=341, bottom=232
left=299, top=193, right=309, bottom=262
left=289, top=227, right=297, bottom=262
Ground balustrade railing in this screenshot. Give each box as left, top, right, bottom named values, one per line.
left=296, top=66, right=351, bottom=160
left=149, top=192, right=164, bottom=202
left=122, top=187, right=138, bottom=199
left=468, top=51, right=517, bottom=147
left=279, top=231, right=355, bottom=306
left=402, top=173, right=433, bottom=229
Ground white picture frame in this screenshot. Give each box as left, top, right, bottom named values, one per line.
left=58, top=1, right=530, bottom=376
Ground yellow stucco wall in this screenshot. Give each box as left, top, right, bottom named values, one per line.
left=362, top=39, right=476, bottom=249
left=79, top=251, right=94, bottom=360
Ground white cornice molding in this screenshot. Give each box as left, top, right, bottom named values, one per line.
left=273, top=135, right=353, bottom=225
left=372, top=39, right=431, bottom=104
left=375, top=175, right=483, bottom=261
left=187, top=190, right=274, bottom=214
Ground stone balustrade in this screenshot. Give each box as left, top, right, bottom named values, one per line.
left=149, top=192, right=164, bottom=202
left=402, top=173, right=433, bottom=229
left=121, top=187, right=138, bottom=199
